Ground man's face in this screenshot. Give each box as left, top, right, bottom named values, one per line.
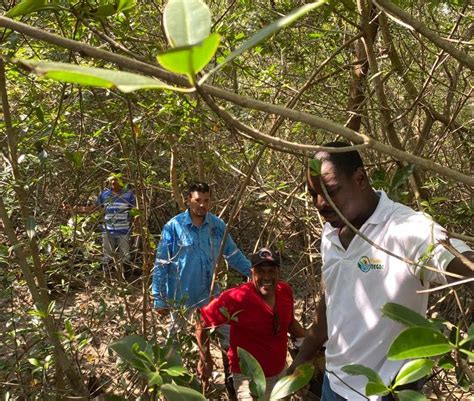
left=307, top=161, right=365, bottom=228
left=110, top=178, right=122, bottom=192
left=252, top=263, right=279, bottom=297
left=188, top=191, right=211, bottom=218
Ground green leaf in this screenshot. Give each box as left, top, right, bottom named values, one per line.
left=366, top=382, right=390, bottom=396
left=162, top=366, right=189, bottom=377
left=20, top=60, right=184, bottom=93
left=147, top=371, right=163, bottom=387
left=438, top=354, right=455, bottom=369
left=341, top=364, right=385, bottom=385
left=28, top=358, right=41, bottom=367
left=396, top=389, right=428, bottom=401
left=157, top=33, right=220, bottom=77
left=163, top=0, right=211, bottom=47
left=237, top=347, right=266, bottom=399
left=26, top=216, right=36, bottom=240
left=381, top=303, right=435, bottom=330
left=269, top=363, right=314, bottom=400
left=5, top=0, right=46, bottom=18
left=309, top=159, right=322, bottom=176
left=388, top=327, right=454, bottom=360
left=393, top=359, right=434, bottom=388
left=116, top=0, right=135, bottom=12
left=64, top=150, right=83, bottom=168
left=160, top=383, right=206, bottom=400
left=458, top=348, right=474, bottom=361
left=109, top=335, right=148, bottom=365
left=201, top=0, right=328, bottom=82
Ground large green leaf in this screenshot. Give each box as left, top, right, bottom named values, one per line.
left=393, top=359, right=434, bottom=388
left=388, top=327, right=454, bottom=360
left=160, top=383, right=207, bottom=401
left=381, top=303, right=435, bottom=330
left=147, top=371, right=163, bottom=387
left=396, top=389, right=428, bottom=401
left=341, top=364, right=385, bottom=385
left=163, top=0, right=211, bottom=47
left=366, top=382, right=390, bottom=396
left=269, top=363, right=314, bottom=400
left=116, top=0, right=136, bottom=12
left=201, top=0, right=328, bottom=82
left=109, top=335, right=148, bottom=366
left=20, top=61, right=184, bottom=93
left=157, top=33, right=220, bottom=77
left=5, top=0, right=46, bottom=18
left=237, top=347, right=266, bottom=399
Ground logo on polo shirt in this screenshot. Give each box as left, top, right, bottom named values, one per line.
left=357, top=256, right=384, bottom=273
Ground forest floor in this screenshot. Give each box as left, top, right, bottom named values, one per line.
left=0, top=266, right=472, bottom=400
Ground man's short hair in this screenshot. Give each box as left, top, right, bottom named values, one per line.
left=187, top=182, right=210, bottom=196
left=314, top=141, right=364, bottom=177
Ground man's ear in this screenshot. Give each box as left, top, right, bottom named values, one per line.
left=354, top=167, right=369, bottom=189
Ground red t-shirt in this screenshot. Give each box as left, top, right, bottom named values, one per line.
left=200, top=281, right=294, bottom=377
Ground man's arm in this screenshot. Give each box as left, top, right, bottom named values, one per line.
left=288, top=293, right=328, bottom=373
left=152, top=225, right=173, bottom=314
left=288, top=318, right=307, bottom=339
left=195, top=316, right=214, bottom=384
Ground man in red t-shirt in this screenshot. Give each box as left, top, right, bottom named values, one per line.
left=196, top=248, right=306, bottom=400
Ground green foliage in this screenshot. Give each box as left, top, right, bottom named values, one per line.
left=381, top=303, right=436, bottom=330
left=237, top=347, right=314, bottom=400
left=388, top=327, right=454, bottom=360
left=237, top=347, right=266, bottom=399
left=19, top=61, right=177, bottom=93
left=344, top=302, right=472, bottom=399
left=160, top=383, right=207, bottom=400
left=5, top=0, right=47, bottom=18
left=163, top=0, right=212, bottom=47
left=269, top=363, right=315, bottom=399
left=157, top=33, right=221, bottom=78
left=202, top=0, right=329, bottom=82
left=393, top=359, right=434, bottom=388
left=342, top=364, right=389, bottom=396
left=109, top=335, right=199, bottom=395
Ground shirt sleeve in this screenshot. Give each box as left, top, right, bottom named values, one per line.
left=400, top=213, right=471, bottom=284
left=200, top=290, right=235, bottom=328
left=152, top=223, right=174, bottom=308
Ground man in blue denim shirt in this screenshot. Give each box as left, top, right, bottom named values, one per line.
left=152, top=182, right=251, bottom=314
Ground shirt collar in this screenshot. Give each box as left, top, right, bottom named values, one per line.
left=324, top=189, right=393, bottom=241
left=184, top=209, right=209, bottom=227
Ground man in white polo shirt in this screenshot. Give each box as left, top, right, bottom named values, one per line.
left=290, top=142, right=473, bottom=401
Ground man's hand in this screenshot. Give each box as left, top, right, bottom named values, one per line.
left=156, top=308, right=170, bottom=317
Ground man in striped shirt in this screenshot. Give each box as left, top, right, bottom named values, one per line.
left=96, top=173, right=136, bottom=270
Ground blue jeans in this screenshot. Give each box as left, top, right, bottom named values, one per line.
left=322, top=373, right=393, bottom=401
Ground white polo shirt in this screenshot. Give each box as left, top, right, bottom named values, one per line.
left=322, top=190, right=470, bottom=400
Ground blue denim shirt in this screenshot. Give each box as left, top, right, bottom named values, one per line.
left=152, top=210, right=251, bottom=309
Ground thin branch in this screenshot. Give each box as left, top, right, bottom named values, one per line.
left=373, top=0, right=474, bottom=70
left=0, top=17, right=472, bottom=185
